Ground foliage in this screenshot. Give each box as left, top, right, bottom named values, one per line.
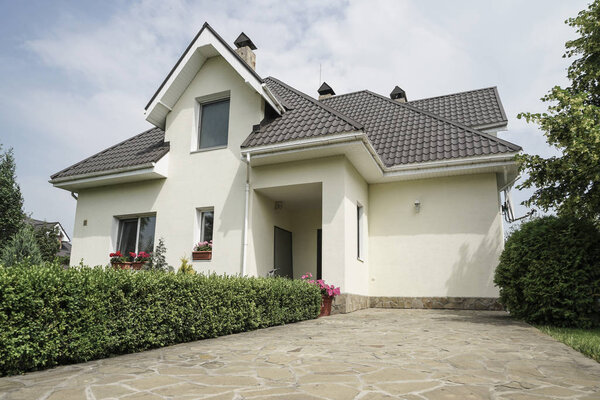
left=56, top=255, right=70, bottom=266
left=0, top=146, right=25, bottom=250
left=517, top=1, right=600, bottom=222
left=33, top=224, right=60, bottom=262
left=109, top=251, right=125, bottom=263
left=193, top=240, right=212, bottom=251
left=0, top=264, right=322, bottom=376
left=301, top=272, right=341, bottom=297
left=537, top=325, right=600, bottom=363
left=494, top=216, right=600, bottom=328
left=146, top=237, right=170, bottom=271
left=178, top=257, right=195, bottom=274
left=0, top=225, right=42, bottom=267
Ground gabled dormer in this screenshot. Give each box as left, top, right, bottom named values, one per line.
left=144, top=23, right=284, bottom=130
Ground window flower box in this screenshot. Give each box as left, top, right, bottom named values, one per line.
left=192, top=251, right=212, bottom=261
left=109, top=251, right=150, bottom=270
left=192, top=240, right=212, bottom=260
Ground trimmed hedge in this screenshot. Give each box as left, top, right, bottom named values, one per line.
left=0, top=264, right=321, bottom=376
left=494, top=216, right=600, bottom=328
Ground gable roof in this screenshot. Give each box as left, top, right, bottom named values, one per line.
left=408, top=87, right=508, bottom=129
left=51, top=128, right=168, bottom=180
left=241, top=77, right=362, bottom=148
left=321, top=90, right=520, bottom=167
left=144, top=22, right=284, bottom=129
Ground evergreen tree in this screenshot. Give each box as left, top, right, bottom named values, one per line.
left=0, top=225, right=42, bottom=266
left=34, top=224, right=60, bottom=262
left=0, top=145, right=25, bottom=248
left=146, top=237, right=171, bottom=271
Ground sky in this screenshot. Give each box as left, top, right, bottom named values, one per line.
left=0, top=0, right=591, bottom=236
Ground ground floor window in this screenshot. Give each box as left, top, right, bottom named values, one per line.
left=357, top=203, right=364, bottom=260
left=198, top=209, right=214, bottom=242
left=117, top=215, right=156, bottom=254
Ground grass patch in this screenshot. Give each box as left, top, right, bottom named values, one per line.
left=537, top=326, right=600, bottom=363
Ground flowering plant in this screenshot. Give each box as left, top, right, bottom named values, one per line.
left=109, top=251, right=125, bottom=263
left=193, top=240, right=213, bottom=251
left=135, top=251, right=151, bottom=262
left=301, top=272, right=341, bottom=298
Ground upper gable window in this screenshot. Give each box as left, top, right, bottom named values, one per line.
left=198, top=98, right=230, bottom=149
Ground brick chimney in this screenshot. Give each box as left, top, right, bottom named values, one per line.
left=318, top=82, right=335, bottom=100
left=234, top=32, right=257, bottom=70
left=390, top=86, right=407, bottom=102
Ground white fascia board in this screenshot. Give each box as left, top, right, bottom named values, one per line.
left=50, top=154, right=169, bottom=191
left=145, top=28, right=282, bottom=129
left=242, top=133, right=518, bottom=183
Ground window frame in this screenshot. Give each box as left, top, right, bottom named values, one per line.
left=357, top=202, right=364, bottom=261
left=199, top=209, right=214, bottom=243
left=116, top=214, right=156, bottom=254
left=196, top=97, right=230, bottom=151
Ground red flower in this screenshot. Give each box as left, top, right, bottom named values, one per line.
left=129, top=252, right=136, bottom=258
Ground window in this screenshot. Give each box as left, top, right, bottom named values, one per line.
left=199, top=209, right=214, bottom=242
left=357, top=203, right=364, bottom=260
left=117, top=216, right=156, bottom=254
left=198, top=99, right=230, bottom=149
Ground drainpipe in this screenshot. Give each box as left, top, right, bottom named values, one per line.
left=241, top=153, right=251, bottom=276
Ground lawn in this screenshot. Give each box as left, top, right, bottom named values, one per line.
left=537, top=326, right=600, bottom=363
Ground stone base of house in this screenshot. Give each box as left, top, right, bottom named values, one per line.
left=332, top=293, right=370, bottom=314
left=331, top=294, right=503, bottom=314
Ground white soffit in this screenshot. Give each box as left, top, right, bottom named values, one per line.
left=145, top=23, right=283, bottom=129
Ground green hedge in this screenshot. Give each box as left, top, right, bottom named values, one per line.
left=0, top=264, right=321, bottom=376
left=494, top=216, right=600, bottom=328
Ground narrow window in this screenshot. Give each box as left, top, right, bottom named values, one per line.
left=117, top=215, right=156, bottom=254
left=200, top=210, right=214, bottom=242
left=357, top=203, right=364, bottom=260
left=198, top=99, right=230, bottom=149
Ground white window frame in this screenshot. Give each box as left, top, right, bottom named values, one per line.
left=115, top=213, right=156, bottom=254
left=195, top=207, right=215, bottom=244
left=193, top=91, right=231, bottom=152
left=357, top=202, right=364, bottom=261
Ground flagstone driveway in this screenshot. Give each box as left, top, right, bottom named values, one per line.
left=1, top=309, right=599, bottom=400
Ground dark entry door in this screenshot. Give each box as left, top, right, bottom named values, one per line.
left=274, top=226, right=293, bottom=278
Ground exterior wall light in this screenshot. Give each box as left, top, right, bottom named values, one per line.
left=414, top=200, right=421, bottom=213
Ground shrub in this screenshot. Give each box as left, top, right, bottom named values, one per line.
left=0, top=225, right=42, bottom=267
left=0, top=264, right=321, bottom=376
left=494, top=215, right=600, bottom=328
left=146, top=237, right=171, bottom=271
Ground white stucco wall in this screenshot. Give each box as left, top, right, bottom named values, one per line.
left=248, top=156, right=369, bottom=295
left=70, top=56, right=263, bottom=271
left=368, top=173, right=504, bottom=297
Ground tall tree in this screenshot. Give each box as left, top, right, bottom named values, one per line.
left=517, top=1, right=600, bottom=222
left=0, top=145, right=25, bottom=247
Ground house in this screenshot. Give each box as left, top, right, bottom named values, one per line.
left=25, top=217, right=72, bottom=258
left=50, top=23, right=520, bottom=312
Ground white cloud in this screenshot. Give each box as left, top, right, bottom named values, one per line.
left=1, top=0, right=591, bottom=234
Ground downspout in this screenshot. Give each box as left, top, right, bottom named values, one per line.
left=71, top=192, right=78, bottom=200
left=241, top=153, right=251, bottom=276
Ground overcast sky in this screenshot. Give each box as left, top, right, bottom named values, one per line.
left=0, top=0, right=590, bottom=236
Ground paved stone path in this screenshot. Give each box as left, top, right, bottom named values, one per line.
left=1, top=309, right=599, bottom=400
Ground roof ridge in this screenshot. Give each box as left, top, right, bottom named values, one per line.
left=409, top=86, right=499, bottom=104
left=319, top=90, right=369, bottom=102
left=265, top=77, right=364, bottom=130
left=50, top=127, right=165, bottom=179
left=364, top=90, right=521, bottom=152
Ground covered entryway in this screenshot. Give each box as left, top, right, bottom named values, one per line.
left=250, top=182, right=322, bottom=279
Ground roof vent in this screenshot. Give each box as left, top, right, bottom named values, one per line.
left=234, top=32, right=257, bottom=70
left=318, top=82, right=335, bottom=100
left=390, top=86, right=407, bottom=102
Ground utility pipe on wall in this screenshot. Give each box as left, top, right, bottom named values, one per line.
left=241, top=153, right=251, bottom=276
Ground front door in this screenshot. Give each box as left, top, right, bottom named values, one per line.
left=274, top=226, right=293, bottom=278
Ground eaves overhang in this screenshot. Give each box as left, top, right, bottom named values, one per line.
left=49, top=153, right=169, bottom=192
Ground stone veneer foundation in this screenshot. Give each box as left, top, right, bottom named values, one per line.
left=331, top=294, right=503, bottom=314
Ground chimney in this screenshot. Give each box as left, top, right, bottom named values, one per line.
left=318, top=82, right=335, bottom=100
left=390, top=86, right=407, bottom=102
left=234, top=32, right=257, bottom=70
